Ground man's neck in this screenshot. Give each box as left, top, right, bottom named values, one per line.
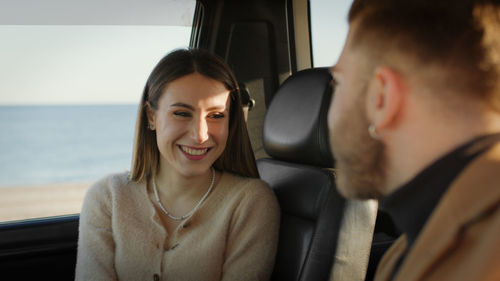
left=382, top=108, right=500, bottom=195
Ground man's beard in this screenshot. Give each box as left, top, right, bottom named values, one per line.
left=329, top=95, right=386, bottom=200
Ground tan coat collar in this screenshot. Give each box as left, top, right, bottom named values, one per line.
left=390, top=142, right=500, bottom=280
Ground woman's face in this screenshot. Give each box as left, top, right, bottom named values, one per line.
left=149, top=72, right=231, bottom=178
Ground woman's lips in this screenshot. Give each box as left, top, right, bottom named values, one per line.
left=178, top=145, right=210, bottom=160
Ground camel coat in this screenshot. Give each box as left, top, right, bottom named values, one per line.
left=75, top=171, right=280, bottom=281
left=374, top=143, right=500, bottom=281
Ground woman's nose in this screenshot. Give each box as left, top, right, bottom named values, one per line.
left=191, top=117, right=209, bottom=143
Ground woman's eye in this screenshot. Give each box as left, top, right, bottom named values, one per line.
left=209, top=113, right=225, bottom=119
left=174, top=111, right=191, bottom=117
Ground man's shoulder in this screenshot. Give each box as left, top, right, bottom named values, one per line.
left=375, top=145, right=500, bottom=281
left=376, top=207, right=500, bottom=281
left=427, top=204, right=500, bottom=280
left=447, top=141, right=500, bottom=222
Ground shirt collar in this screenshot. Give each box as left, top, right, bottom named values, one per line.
left=380, top=133, right=500, bottom=247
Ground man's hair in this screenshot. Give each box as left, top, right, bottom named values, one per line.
left=348, top=0, right=500, bottom=108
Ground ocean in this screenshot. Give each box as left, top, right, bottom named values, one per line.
left=0, top=105, right=138, bottom=187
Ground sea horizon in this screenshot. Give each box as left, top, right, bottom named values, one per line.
left=0, top=104, right=138, bottom=187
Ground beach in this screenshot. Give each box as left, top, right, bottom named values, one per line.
left=0, top=182, right=91, bottom=222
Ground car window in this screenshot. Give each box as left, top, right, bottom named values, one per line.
left=0, top=0, right=196, bottom=223
left=310, top=0, right=351, bottom=67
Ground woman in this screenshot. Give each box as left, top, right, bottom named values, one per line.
left=75, top=49, right=280, bottom=281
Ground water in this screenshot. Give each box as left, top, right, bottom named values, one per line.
left=0, top=105, right=138, bottom=187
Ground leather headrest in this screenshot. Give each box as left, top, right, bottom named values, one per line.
left=262, top=68, right=334, bottom=167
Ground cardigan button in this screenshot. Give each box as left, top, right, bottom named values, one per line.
left=153, top=273, right=160, bottom=281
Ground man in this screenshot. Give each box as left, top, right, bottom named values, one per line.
left=327, top=0, right=500, bottom=280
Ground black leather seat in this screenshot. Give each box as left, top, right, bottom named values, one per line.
left=258, top=68, right=377, bottom=281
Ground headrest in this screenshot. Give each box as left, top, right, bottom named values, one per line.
left=262, top=68, right=334, bottom=167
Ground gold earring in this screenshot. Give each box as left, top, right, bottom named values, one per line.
left=148, top=123, right=155, bottom=130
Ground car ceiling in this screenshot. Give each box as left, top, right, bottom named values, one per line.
left=0, top=0, right=194, bottom=25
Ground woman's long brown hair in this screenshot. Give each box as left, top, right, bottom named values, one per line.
left=130, top=48, right=259, bottom=183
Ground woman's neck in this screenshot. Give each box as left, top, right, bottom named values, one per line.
left=154, top=165, right=214, bottom=200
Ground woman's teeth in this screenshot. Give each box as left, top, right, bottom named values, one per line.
left=181, top=146, right=208, bottom=155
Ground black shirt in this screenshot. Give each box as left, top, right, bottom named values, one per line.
left=379, top=133, right=500, bottom=278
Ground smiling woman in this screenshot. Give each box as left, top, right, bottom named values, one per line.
left=75, top=49, right=280, bottom=281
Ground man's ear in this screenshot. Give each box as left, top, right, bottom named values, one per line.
left=365, top=66, right=407, bottom=135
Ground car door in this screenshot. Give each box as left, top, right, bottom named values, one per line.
left=0, top=1, right=198, bottom=279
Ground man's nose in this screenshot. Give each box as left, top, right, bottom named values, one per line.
left=191, top=116, right=209, bottom=143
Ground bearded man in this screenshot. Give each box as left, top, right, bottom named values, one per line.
left=328, top=0, right=500, bottom=280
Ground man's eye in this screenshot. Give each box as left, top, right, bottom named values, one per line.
left=174, top=111, right=191, bottom=117
left=209, top=113, right=225, bottom=119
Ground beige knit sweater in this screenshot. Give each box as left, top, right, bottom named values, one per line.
left=75, top=171, right=280, bottom=281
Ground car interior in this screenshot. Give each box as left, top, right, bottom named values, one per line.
left=0, top=0, right=401, bottom=280
left=258, top=67, right=377, bottom=281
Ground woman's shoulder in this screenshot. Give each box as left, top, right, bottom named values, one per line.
left=81, top=171, right=149, bottom=219
left=220, top=171, right=277, bottom=205
left=218, top=171, right=280, bottom=225
left=85, top=171, right=138, bottom=200
left=222, top=172, right=270, bottom=191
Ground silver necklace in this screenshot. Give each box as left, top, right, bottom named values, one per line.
left=152, top=167, right=215, bottom=221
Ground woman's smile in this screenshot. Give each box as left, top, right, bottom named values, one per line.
left=178, top=145, right=211, bottom=160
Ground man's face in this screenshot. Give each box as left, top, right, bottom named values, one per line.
left=327, top=23, right=386, bottom=199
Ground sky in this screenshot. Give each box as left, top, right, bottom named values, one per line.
left=0, top=25, right=191, bottom=105
left=0, top=0, right=351, bottom=105
left=310, top=0, right=351, bottom=67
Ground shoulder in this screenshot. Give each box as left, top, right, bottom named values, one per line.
left=87, top=171, right=131, bottom=194
left=218, top=172, right=279, bottom=215
left=221, top=172, right=275, bottom=200
left=222, top=171, right=269, bottom=188
left=83, top=171, right=135, bottom=207
left=375, top=235, right=407, bottom=280
left=467, top=203, right=500, bottom=250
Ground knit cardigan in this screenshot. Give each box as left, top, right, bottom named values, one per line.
left=75, top=171, right=280, bottom=281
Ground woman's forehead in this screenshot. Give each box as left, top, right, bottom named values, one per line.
left=158, top=77, right=231, bottom=110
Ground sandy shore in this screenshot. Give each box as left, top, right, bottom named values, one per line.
left=0, top=182, right=91, bottom=222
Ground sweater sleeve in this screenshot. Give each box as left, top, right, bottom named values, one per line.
left=75, top=177, right=118, bottom=281
left=222, top=179, right=280, bottom=281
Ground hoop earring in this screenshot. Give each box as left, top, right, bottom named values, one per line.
left=368, top=124, right=380, bottom=140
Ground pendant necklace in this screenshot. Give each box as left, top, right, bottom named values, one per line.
left=152, top=166, right=215, bottom=221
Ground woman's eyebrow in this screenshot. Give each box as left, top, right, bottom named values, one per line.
left=170, top=103, right=194, bottom=110
left=170, top=102, right=228, bottom=112
left=206, top=105, right=228, bottom=111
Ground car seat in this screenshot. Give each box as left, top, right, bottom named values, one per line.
left=257, top=68, right=378, bottom=281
